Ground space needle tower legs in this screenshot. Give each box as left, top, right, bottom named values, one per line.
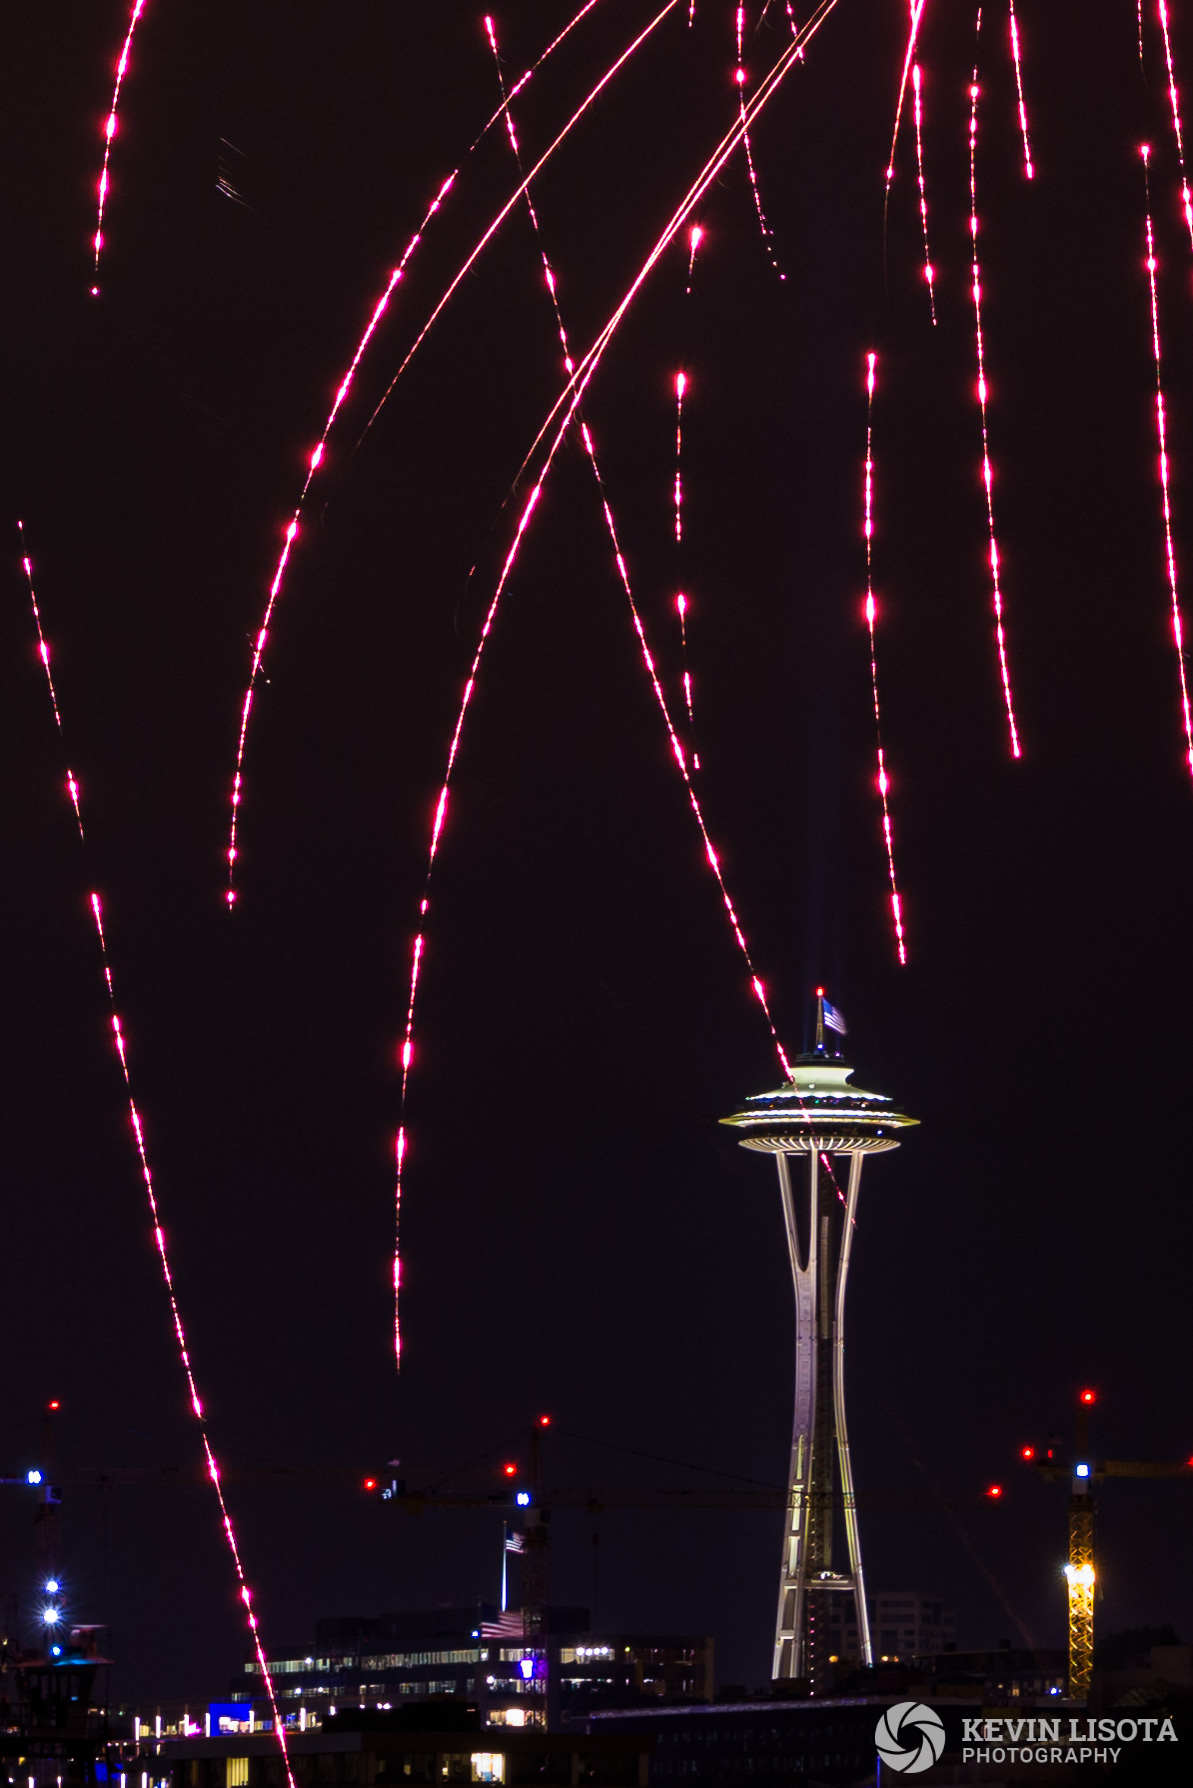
left=720, top=998, right=917, bottom=1691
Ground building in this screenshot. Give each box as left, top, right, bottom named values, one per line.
left=235, top=1610, right=712, bottom=1728
left=720, top=1003, right=918, bottom=1690
left=827, top=1590, right=955, bottom=1664
left=132, top=1710, right=651, bottom=1788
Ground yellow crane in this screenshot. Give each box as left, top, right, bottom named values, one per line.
left=1024, top=1389, right=1193, bottom=1700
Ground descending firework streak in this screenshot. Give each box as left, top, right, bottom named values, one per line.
left=911, top=65, right=936, bottom=320
left=886, top=0, right=928, bottom=200
left=12, top=528, right=295, bottom=1782
left=735, top=4, right=785, bottom=277
left=1140, top=147, right=1193, bottom=773
left=1007, top=0, right=1034, bottom=179
left=967, top=47, right=1022, bottom=758
left=1156, top=0, right=1193, bottom=249
left=225, top=0, right=676, bottom=905
left=17, top=526, right=83, bottom=837
left=92, top=0, right=151, bottom=292
left=383, top=5, right=843, bottom=1362
left=859, top=359, right=907, bottom=965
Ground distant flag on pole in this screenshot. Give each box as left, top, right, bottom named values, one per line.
left=504, top=1527, right=525, bottom=1554
left=822, top=998, right=847, bottom=1036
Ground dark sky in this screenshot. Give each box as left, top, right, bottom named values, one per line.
left=2, top=0, right=1192, bottom=1706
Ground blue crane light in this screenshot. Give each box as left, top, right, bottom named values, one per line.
left=26, top=1469, right=43, bottom=1485
left=515, top=1491, right=531, bottom=1507
left=1075, top=1463, right=1090, bottom=1479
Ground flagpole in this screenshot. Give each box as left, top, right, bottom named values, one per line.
left=815, top=988, right=825, bottom=1054
left=501, top=1525, right=508, bottom=1612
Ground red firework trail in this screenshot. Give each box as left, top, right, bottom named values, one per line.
left=674, top=370, right=688, bottom=543
left=860, top=358, right=907, bottom=965
left=224, top=0, right=622, bottom=904
left=388, top=5, right=838, bottom=1359
left=521, top=0, right=838, bottom=477
left=12, top=528, right=295, bottom=1784
left=1157, top=0, right=1193, bottom=248
left=92, top=0, right=150, bottom=293
left=1007, top=0, right=1034, bottom=179
left=685, top=220, right=704, bottom=292
left=1141, top=146, right=1193, bottom=772
left=886, top=0, right=928, bottom=199
left=673, top=373, right=700, bottom=758
left=911, top=65, right=937, bottom=321
left=783, top=2, right=807, bottom=55
left=736, top=5, right=786, bottom=277
left=968, top=56, right=1022, bottom=757
left=16, top=526, right=83, bottom=837
left=358, top=0, right=682, bottom=453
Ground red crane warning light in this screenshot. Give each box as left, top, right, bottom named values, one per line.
left=538, top=1415, right=551, bottom=1427
left=1021, top=1446, right=1035, bottom=1460
left=363, top=1477, right=377, bottom=1491
left=986, top=1484, right=1003, bottom=1498
left=503, top=1463, right=517, bottom=1477
left=1080, top=1389, right=1096, bottom=1405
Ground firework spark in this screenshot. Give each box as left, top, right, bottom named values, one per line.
left=911, top=65, right=937, bottom=320
left=886, top=0, right=928, bottom=199
left=225, top=0, right=633, bottom=904
left=13, top=527, right=294, bottom=1783
left=92, top=0, right=151, bottom=292
left=1141, top=146, right=1193, bottom=772
left=736, top=5, right=786, bottom=276
left=1157, top=0, right=1193, bottom=248
left=1007, top=0, right=1034, bottom=179
left=16, top=527, right=83, bottom=838
left=968, top=56, right=1022, bottom=757
left=860, top=359, right=907, bottom=964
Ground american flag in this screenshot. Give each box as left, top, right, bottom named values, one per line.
left=504, top=1528, right=525, bottom=1554
left=822, top=997, right=847, bottom=1035
left=481, top=1609, right=526, bottom=1639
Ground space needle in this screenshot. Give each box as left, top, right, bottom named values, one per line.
left=720, top=992, right=917, bottom=1691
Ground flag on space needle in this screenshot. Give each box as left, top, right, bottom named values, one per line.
left=822, top=998, right=847, bottom=1035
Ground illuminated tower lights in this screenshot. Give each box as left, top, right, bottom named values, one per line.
left=720, top=996, right=917, bottom=1689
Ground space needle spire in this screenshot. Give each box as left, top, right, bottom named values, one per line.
left=721, top=992, right=917, bottom=1692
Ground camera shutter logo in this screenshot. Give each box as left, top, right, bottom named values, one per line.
left=874, top=1701, right=947, bottom=1774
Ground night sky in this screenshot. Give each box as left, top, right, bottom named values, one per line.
left=2, top=0, right=1192, bottom=1707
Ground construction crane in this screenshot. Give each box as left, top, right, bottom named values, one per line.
left=1021, top=1388, right=1193, bottom=1701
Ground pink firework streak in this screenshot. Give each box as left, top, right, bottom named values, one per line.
left=968, top=67, right=1021, bottom=757
left=886, top=0, right=928, bottom=199
left=519, top=0, right=838, bottom=479
left=17, top=526, right=84, bottom=837
left=860, top=359, right=907, bottom=964
left=1007, top=0, right=1034, bottom=179
left=911, top=66, right=937, bottom=321
left=359, top=0, right=683, bottom=454
left=673, top=373, right=700, bottom=759
left=674, top=370, right=688, bottom=542
left=225, top=0, right=627, bottom=905
left=1157, top=0, right=1193, bottom=249
left=735, top=5, right=786, bottom=277
left=386, top=7, right=836, bottom=1361
left=1141, top=146, right=1193, bottom=772
left=13, top=531, right=295, bottom=1785
left=92, top=0, right=151, bottom=292
left=685, top=221, right=704, bottom=293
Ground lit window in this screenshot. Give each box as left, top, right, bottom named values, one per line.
left=226, top=1761, right=249, bottom=1788
left=470, top=1756, right=505, bottom=1783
